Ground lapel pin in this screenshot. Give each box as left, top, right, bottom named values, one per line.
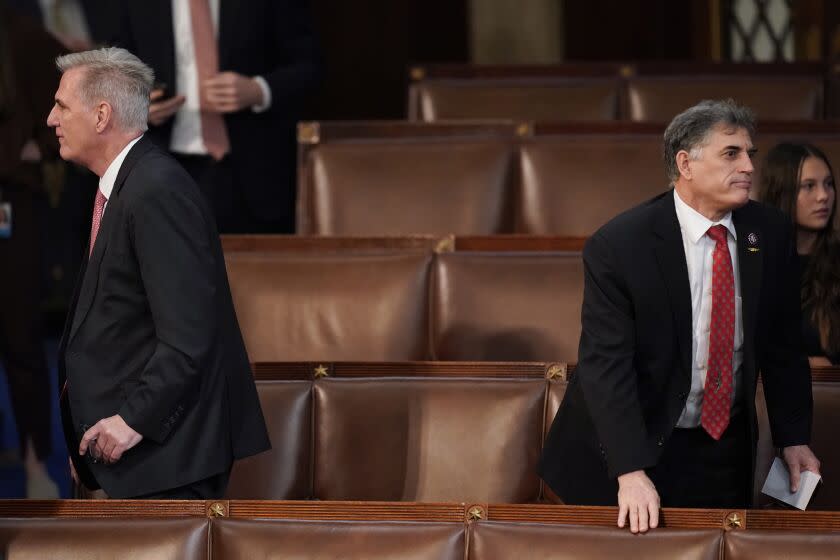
left=747, top=232, right=760, bottom=252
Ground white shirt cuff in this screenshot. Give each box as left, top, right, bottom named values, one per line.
left=252, top=76, right=272, bottom=113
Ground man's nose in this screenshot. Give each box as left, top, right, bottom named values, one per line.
left=46, top=106, right=57, bottom=127
left=740, top=153, right=754, bottom=173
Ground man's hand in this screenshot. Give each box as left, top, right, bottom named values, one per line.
left=79, top=415, right=143, bottom=465
left=782, top=445, right=821, bottom=492
left=149, top=89, right=186, bottom=126
left=203, top=72, right=264, bottom=113
left=617, top=470, right=660, bottom=534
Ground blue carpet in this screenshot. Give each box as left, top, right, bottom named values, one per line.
left=0, top=339, right=71, bottom=498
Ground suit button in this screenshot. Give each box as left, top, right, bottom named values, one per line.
left=678, top=391, right=687, bottom=399
left=657, top=437, right=665, bottom=447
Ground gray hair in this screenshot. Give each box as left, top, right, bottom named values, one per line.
left=56, top=47, right=154, bottom=133
left=662, top=99, right=756, bottom=183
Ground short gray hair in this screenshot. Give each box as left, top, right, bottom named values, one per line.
left=56, top=47, right=154, bottom=133
left=662, top=99, right=756, bottom=183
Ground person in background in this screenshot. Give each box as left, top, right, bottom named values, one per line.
left=758, top=142, right=839, bottom=366
left=107, top=0, right=322, bottom=234
left=0, top=0, right=64, bottom=498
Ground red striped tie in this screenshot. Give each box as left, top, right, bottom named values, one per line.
left=88, top=188, right=107, bottom=256
left=701, top=224, right=735, bottom=440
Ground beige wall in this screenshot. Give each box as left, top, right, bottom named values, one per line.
left=470, top=0, right=563, bottom=64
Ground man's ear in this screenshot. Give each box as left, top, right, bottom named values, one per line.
left=676, top=150, right=692, bottom=180
left=95, top=102, right=113, bottom=133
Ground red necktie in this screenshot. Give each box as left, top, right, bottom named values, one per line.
left=88, top=188, right=107, bottom=256
left=701, top=224, right=735, bottom=440
left=189, top=0, right=230, bottom=161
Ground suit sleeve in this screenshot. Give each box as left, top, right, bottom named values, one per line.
left=760, top=222, right=813, bottom=448
left=259, top=0, right=323, bottom=111
left=577, top=232, right=658, bottom=478
left=117, top=179, right=217, bottom=443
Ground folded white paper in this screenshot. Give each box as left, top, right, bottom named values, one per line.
left=761, top=457, right=822, bottom=510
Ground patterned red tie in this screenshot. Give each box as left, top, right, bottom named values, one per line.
left=88, top=188, right=107, bottom=256
left=701, top=224, right=735, bottom=440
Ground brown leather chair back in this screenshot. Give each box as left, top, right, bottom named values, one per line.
left=212, top=519, right=465, bottom=560
left=0, top=518, right=208, bottom=559
left=226, top=380, right=312, bottom=499
left=225, top=251, right=433, bottom=361
left=409, top=79, right=621, bottom=122
left=725, top=529, right=840, bottom=559
left=468, top=521, right=722, bottom=560
left=299, top=139, right=516, bottom=234
left=313, top=377, right=545, bottom=502
left=518, top=134, right=668, bottom=235
left=627, top=76, right=824, bottom=122
left=432, top=253, right=584, bottom=361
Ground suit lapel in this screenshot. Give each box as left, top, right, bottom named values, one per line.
left=67, top=138, right=155, bottom=346
left=734, top=204, right=763, bottom=374
left=652, top=191, right=693, bottom=376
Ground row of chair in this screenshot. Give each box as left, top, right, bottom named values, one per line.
left=215, top=362, right=840, bottom=510
left=4, top=501, right=840, bottom=559
left=296, top=121, right=840, bottom=235
left=408, top=62, right=839, bottom=122
left=223, top=238, right=584, bottom=363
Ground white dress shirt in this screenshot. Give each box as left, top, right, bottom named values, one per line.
left=673, top=189, right=744, bottom=428
left=98, top=136, right=143, bottom=215
left=169, top=0, right=272, bottom=155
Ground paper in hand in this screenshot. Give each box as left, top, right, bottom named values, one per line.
left=761, top=457, right=822, bottom=510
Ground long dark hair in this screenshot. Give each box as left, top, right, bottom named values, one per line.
left=759, top=142, right=840, bottom=355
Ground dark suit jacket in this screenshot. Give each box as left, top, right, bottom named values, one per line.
left=107, top=0, right=322, bottom=226
left=59, top=136, right=270, bottom=498
left=539, top=190, right=813, bottom=506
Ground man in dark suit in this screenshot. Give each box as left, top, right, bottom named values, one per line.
left=47, top=47, right=270, bottom=498
left=539, top=99, right=820, bottom=532
left=107, top=0, right=322, bottom=234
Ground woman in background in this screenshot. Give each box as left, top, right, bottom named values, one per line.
left=759, top=142, right=840, bottom=366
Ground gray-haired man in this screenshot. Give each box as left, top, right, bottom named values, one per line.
left=47, top=47, right=269, bottom=498
left=539, top=99, right=820, bottom=532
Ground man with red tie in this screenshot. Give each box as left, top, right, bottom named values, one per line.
left=539, top=99, right=820, bottom=532
left=47, top=47, right=270, bottom=498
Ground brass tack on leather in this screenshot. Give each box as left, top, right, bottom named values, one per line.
left=297, top=122, right=320, bottom=145
left=725, top=512, right=743, bottom=530
left=515, top=122, right=533, bottom=137
left=410, top=67, right=426, bottom=81
left=208, top=502, right=227, bottom=517
left=314, top=364, right=329, bottom=378
left=546, top=364, right=567, bottom=381
left=434, top=236, right=455, bottom=253
left=467, top=506, right=486, bottom=521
